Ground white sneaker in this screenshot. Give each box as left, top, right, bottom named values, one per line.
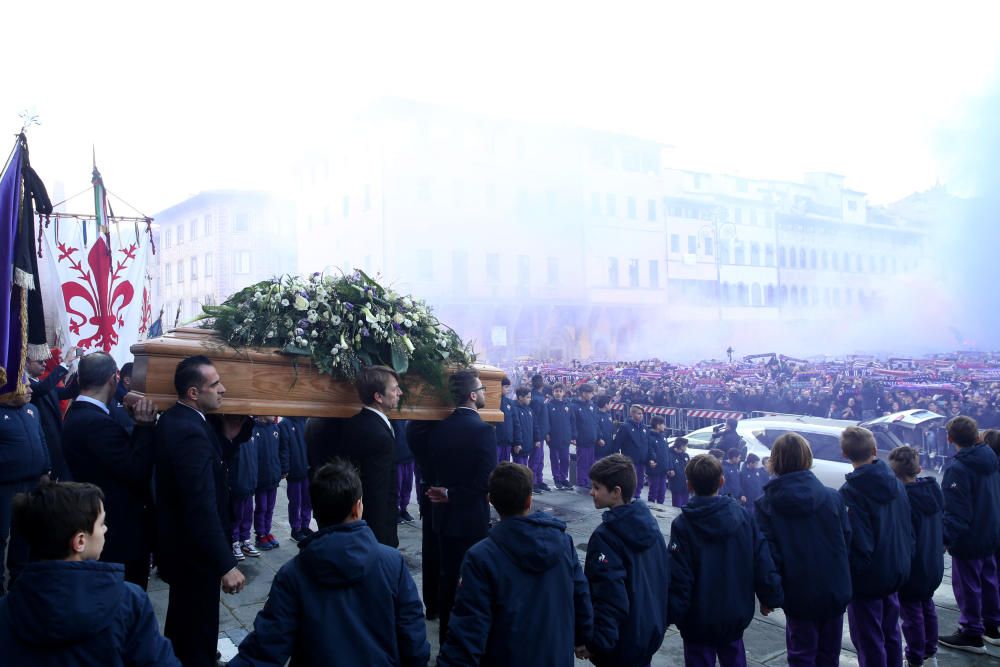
left=241, top=539, right=261, bottom=558
left=232, top=541, right=245, bottom=561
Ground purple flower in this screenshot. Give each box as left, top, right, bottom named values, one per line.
left=361, top=327, right=370, bottom=337
left=344, top=302, right=354, bottom=310
left=392, top=322, right=403, bottom=333
left=298, top=318, right=310, bottom=329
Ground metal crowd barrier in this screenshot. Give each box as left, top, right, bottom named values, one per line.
left=608, top=404, right=745, bottom=436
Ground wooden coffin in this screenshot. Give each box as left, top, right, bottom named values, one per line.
left=128, top=327, right=504, bottom=422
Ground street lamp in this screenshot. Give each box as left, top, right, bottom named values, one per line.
left=699, top=206, right=737, bottom=321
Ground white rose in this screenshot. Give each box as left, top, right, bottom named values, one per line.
left=280, top=299, right=290, bottom=307
left=331, top=315, right=341, bottom=325
left=393, top=313, right=404, bottom=325
left=294, top=295, right=309, bottom=311
left=307, top=311, right=318, bottom=323
left=311, top=330, right=319, bottom=338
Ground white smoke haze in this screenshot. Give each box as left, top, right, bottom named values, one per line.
left=3, top=1, right=1000, bottom=363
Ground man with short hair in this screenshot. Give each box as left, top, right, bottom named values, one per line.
left=613, top=405, right=650, bottom=501
left=412, top=368, right=497, bottom=643
left=63, top=351, right=158, bottom=589
left=154, top=355, right=250, bottom=667
left=311, top=365, right=402, bottom=547
left=228, top=460, right=430, bottom=667
left=437, top=462, right=593, bottom=666
left=27, top=346, right=78, bottom=481
left=0, top=481, right=179, bottom=666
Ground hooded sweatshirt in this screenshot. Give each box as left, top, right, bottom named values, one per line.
left=755, top=470, right=852, bottom=620
left=437, top=512, right=593, bottom=667
left=229, top=521, right=429, bottom=667
left=0, top=560, right=179, bottom=666
left=941, top=443, right=1000, bottom=560
left=838, top=459, right=915, bottom=599
left=669, top=495, right=783, bottom=645
left=585, top=501, right=670, bottom=667
left=278, top=417, right=309, bottom=481
left=899, top=477, right=944, bottom=601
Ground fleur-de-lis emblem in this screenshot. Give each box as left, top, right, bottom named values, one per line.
left=58, top=238, right=137, bottom=352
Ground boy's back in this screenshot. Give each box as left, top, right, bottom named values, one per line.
left=585, top=501, right=670, bottom=667
left=838, top=459, right=914, bottom=599
left=438, top=512, right=592, bottom=667
left=942, top=442, right=1000, bottom=559
left=900, top=477, right=944, bottom=601
left=668, top=495, right=783, bottom=645
left=229, top=521, right=429, bottom=667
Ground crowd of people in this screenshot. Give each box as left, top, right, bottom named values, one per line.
left=1, top=351, right=1000, bottom=666
left=509, top=353, right=1000, bottom=428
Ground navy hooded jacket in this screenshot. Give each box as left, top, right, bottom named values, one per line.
left=0, top=560, right=179, bottom=666
left=669, top=495, right=783, bottom=645
left=546, top=399, right=577, bottom=447
left=755, top=470, right=852, bottom=620
left=613, top=420, right=649, bottom=468
left=722, top=461, right=742, bottom=500
left=511, top=403, right=535, bottom=456
left=646, top=431, right=670, bottom=477
left=667, top=448, right=689, bottom=493
left=495, top=396, right=515, bottom=445
left=900, top=477, right=944, bottom=601
left=941, top=443, right=1000, bottom=560
left=254, top=419, right=282, bottom=491
left=596, top=411, right=614, bottom=450
left=585, top=501, right=670, bottom=667
left=740, top=466, right=767, bottom=505
left=572, top=398, right=599, bottom=447
left=229, top=520, right=430, bottom=667
left=227, top=430, right=259, bottom=500
left=0, top=403, right=50, bottom=484
left=839, top=459, right=915, bottom=599
left=437, top=512, right=593, bottom=667
left=278, top=417, right=309, bottom=481
left=529, top=390, right=549, bottom=443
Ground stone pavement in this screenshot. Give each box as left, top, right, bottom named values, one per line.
left=148, top=458, right=1000, bottom=666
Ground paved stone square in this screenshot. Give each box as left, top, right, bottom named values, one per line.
left=148, top=457, right=1000, bottom=665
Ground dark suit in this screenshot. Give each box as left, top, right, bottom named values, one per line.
left=29, top=365, right=78, bottom=481
left=423, top=407, right=497, bottom=642
left=154, top=403, right=241, bottom=667
left=63, top=399, right=155, bottom=589
left=407, top=420, right=441, bottom=617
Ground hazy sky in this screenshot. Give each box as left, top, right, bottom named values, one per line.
left=4, top=1, right=999, bottom=214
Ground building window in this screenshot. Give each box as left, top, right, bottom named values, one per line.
left=670, top=234, right=680, bottom=253
left=687, top=235, right=697, bottom=254
left=789, top=247, right=797, bottom=268
left=235, top=252, right=251, bottom=274
left=234, top=214, right=249, bottom=233
left=452, top=251, right=468, bottom=288
left=799, top=248, right=807, bottom=268
left=847, top=200, right=858, bottom=211
left=821, top=251, right=829, bottom=270
left=719, top=240, right=730, bottom=265
left=751, top=283, right=762, bottom=306
left=628, top=259, right=639, bottom=288
left=627, top=197, right=637, bottom=220
left=734, top=208, right=742, bottom=224
left=190, top=257, right=198, bottom=280
left=203, top=214, right=212, bottom=236
left=165, top=227, right=172, bottom=248
left=735, top=241, right=746, bottom=265
left=779, top=284, right=788, bottom=305
left=649, top=260, right=659, bottom=288
left=647, top=199, right=657, bottom=221
left=177, top=225, right=185, bottom=244
left=608, top=258, right=619, bottom=287
left=704, top=236, right=714, bottom=256
left=750, top=209, right=758, bottom=225
left=765, top=244, right=774, bottom=266
left=766, top=284, right=776, bottom=306
left=750, top=243, right=761, bottom=266
left=738, top=282, right=749, bottom=305
left=856, top=254, right=863, bottom=272
left=809, top=249, right=817, bottom=269
left=164, top=263, right=172, bottom=286
left=779, top=246, right=787, bottom=267
left=486, top=253, right=499, bottom=283
left=833, top=288, right=841, bottom=306
left=414, top=249, right=432, bottom=280
left=204, top=254, right=213, bottom=277
left=176, top=260, right=185, bottom=283
left=189, top=219, right=197, bottom=241
left=790, top=286, right=799, bottom=306
left=517, top=255, right=530, bottom=286
left=832, top=253, right=840, bottom=271
left=606, top=194, right=617, bottom=217
left=547, top=257, right=558, bottom=286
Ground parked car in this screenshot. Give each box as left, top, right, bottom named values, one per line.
left=670, top=409, right=946, bottom=490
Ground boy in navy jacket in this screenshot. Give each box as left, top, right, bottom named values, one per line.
left=755, top=433, right=851, bottom=667
left=227, top=421, right=260, bottom=560
left=722, top=448, right=743, bottom=502
left=667, top=437, right=690, bottom=507
left=278, top=416, right=312, bottom=542
left=669, top=455, right=783, bottom=667
left=572, top=384, right=599, bottom=489
left=613, top=406, right=649, bottom=501
left=437, top=462, right=593, bottom=666
left=230, top=460, right=430, bottom=667
left=739, top=453, right=767, bottom=514
left=496, top=377, right=514, bottom=463
left=546, top=384, right=577, bottom=489
left=529, top=375, right=550, bottom=491
left=581, top=454, right=670, bottom=667
left=839, top=426, right=915, bottom=666
left=253, top=417, right=282, bottom=551
left=595, top=396, right=615, bottom=459
left=938, top=416, right=1000, bottom=653
left=0, top=481, right=179, bottom=666
left=511, top=389, right=536, bottom=473
left=888, top=445, right=943, bottom=666
left=646, top=416, right=670, bottom=504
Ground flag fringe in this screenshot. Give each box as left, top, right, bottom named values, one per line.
left=27, top=343, right=51, bottom=362
left=13, top=267, right=35, bottom=291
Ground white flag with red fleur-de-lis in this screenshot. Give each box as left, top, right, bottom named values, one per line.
left=42, top=221, right=153, bottom=366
